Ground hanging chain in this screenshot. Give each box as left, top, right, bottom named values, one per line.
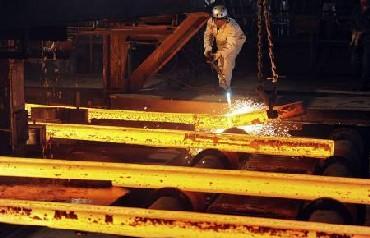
left=257, top=0, right=280, bottom=84
left=263, top=0, right=279, bottom=83
left=257, top=0, right=264, bottom=82
left=41, top=41, right=60, bottom=104
left=41, top=41, right=49, bottom=88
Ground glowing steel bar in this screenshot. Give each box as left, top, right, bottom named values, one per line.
left=0, top=199, right=369, bottom=238
left=0, top=157, right=368, bottom=205
left=26, top=103, right=268, bottom=129
left=44, top=123, right=333, bottom=158
left=89, top=108, right=269, bottom=129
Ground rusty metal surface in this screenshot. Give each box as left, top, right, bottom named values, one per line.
left=102, top=33, right=129, bottom=91
left=0, top=199, right=369, bottom=237
left=42, top=123, right=334, bottom=158
left=0, top=157, right=369, bottom=205
left=129, top=13, right=209, bottom=91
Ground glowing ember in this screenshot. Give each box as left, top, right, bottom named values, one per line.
left=226, top=99, right=265, bottom=116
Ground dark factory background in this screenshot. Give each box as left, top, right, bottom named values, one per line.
left=0, top=0, right=361, bottom=90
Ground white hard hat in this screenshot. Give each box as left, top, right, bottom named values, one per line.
left=204, top=0, right=216, bottom=6
left=212, top=5, right=228, bottom=19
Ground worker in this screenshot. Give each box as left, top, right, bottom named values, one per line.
left=351, top=0, right=370, bottom=90
left=204, top=5, right=246, bottom=91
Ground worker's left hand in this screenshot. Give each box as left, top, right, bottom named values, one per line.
left=204, top=51, right=212, bottom=59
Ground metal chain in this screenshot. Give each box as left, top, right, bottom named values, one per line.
left=41, top=41, right=60, bottom=104
left=257, top=0, right=264, bottom=82
left=262, top=0, right=279, bottom=83
left=41, top=41, right=49, bottom=88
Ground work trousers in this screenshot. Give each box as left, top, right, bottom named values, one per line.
left=217, top=46, right=243, bottom=90
left=351, top=42, right=370, bottom=88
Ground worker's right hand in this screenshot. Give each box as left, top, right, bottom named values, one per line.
left=204, top=51, right=213, bottom=61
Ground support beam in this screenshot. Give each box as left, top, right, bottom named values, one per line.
left=103, top=33, right=129, bottom=91
left=0, top=199, right=369, bottom=237
left=0, top=59, right=27, bottom=154
left=0, top=157, right=368, bottom=205
left=72, top=25, right=174, bottom=37
left=43, top=123, right=334, bottom=158
left=129, top=13, right=209, bottom=91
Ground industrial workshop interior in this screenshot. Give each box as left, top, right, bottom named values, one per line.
left=1, top=0, right=370, bottom=237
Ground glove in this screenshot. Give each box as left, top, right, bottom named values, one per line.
left=204, top=51, right=213, bottom=61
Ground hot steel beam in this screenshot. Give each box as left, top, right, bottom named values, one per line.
left=43, top=123, right=334, bottom=158
left=88, top=108, right=269, bottom=129
left=26, top=102, right=304, bottom=130
left=27, top=103, right=269, bottom=129
left=0, top=199, right=369, bottom=237
left=0, top=157, right=368, bottom=205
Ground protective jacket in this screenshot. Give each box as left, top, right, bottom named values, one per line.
left=204, top=17, right=246, bottom=89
